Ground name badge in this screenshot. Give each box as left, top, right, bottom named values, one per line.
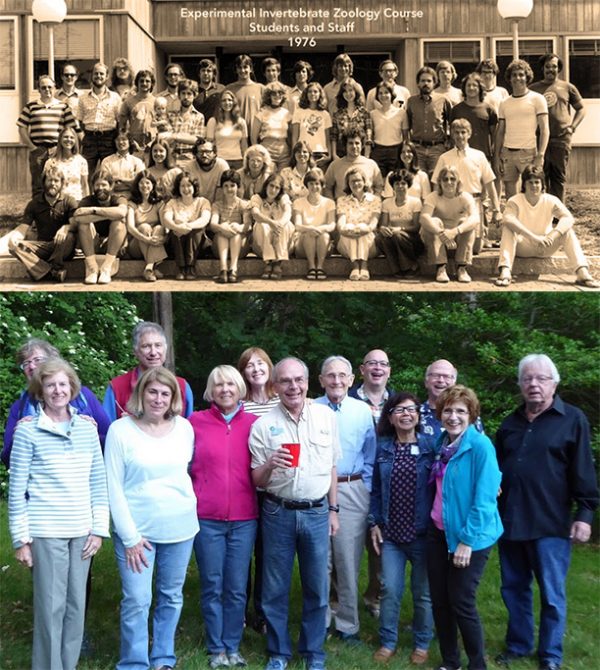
left=410, top=445, right=420, bottom=456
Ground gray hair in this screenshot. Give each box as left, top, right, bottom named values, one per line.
left=203, top=365, right=247, bottom=403
left=16, top=338, right=59, bottom=366
left=320, top=355, right=353, bottom=375
left=272, top=357, right=309, bottom=383
left=132, top=321, right=167, bottom=351
left=518, top=354, right=560, bottom=383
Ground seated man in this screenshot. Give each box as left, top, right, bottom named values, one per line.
left=103, top=320, right=194, bottom=421
left=496, top=165, right=599, bottom=288
left=71, top=169, right=128, bottom=285
left=8, top=167, right=77, bottom=282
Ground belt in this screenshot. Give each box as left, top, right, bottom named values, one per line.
left=172, top=147, right=192, bottom=155
left=337, top=473, right=362, bottom=483
left=505, top=147, right=533, bottom=152
left=86, top=128, right=116, bottom=137
left=265, top=492, right=325, bottom=510
left=413, top=140, right=445, bottom=147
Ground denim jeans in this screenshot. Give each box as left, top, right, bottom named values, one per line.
left=379, top=536, right=433, bottom=651
left=261, top=497, right=330, bottom=665
left=194, top=518, right=257, bottom=654
left=113, top=533, right=193, bottom=670
left=499, top=537, right=571, bottom=665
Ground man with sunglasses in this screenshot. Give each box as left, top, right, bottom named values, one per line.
left=56, top=63, right=83, bottom=121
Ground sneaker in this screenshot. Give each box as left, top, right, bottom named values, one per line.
left=305, top=661, right=326, bottom=670
left=436, top=266, right=450, bottom=283
left=84, top=271, right=98, bottom=284
left=209, top=651, right=230, bottom=668
left=359, top=268, right=370, bottom=281
left=349, top=268, right=360, bottom=281
left=457, top=267, right=472, bottom=283
left=50, top=268, right=67, bottom=283
left=97, top=270, right=112, bottom=284
left=265, top=658, right=288, bottom=670
left=228, top=652, right=248, bottom=667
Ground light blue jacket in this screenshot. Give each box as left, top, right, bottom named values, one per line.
left=439, top=424, right=503, bottom=552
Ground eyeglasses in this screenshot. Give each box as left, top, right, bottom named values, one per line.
left=390, top=405, right=418, bottom=415
left=521, top=375, right=554, bottom=385
left=277, top=376, right=306, bottom=387
left=441, top=177, right=458, bottom=182
left=324, top=373, right=349, bottom=381
left=63, top=72, right=77, bottom=78
left=20, top=356, right=47, bottom=371
left=39, top=85, right=54, bottom=91
left=427, top=372, right=455, bottom=380
left=363, top=360, right=390, bottom=368
left=441, top=408, right=469, bottom=417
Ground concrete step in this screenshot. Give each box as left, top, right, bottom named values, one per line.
left=0, top=250, right=598, bottom=283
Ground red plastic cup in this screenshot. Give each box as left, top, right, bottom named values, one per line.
left=282, top=442, right=301, bottom=468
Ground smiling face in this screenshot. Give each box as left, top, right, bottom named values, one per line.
left=135, top=330, right=167, bottom=370
left=307, top=85, right=321, bottom=107
left=142, top=381, right=173, bottom=420
left=400, top=144, right=415, bottom=167
left=389, top=399, right=420, bottom=437
left=319, top=359, right=353, bottom=404
left=221, top=92, right=235, bottom=112
left=21, top=347, right=48, bottom=381
left=524, top=176, right=544, bottom=200
left=274, top=359, right=308, bottom=415
left=38, top=77, right=55, bottom=103
left=335, top=60, right=351, bottom=81
left=178, top=177, right=195, bottom=199
left=441, top=400, right=470, bottom=440
left=166, top=67, right=182, bottom=88
left=92, top=65, right=108, bottom=89
left=137, top=74, right=153, bottom=93
left=346, top=136, right=363, bottom=159
left=451, top=126, right=470, bottom=150
left=381, top=64, right=398, bottom=84
left=295, top=145, right=311, bottom=165
left=342, top=84, right=356, bottom=103
left=509, top=67, right=528, bottom=94
left=376, top=86, right=393, bottom=106
left=392, top=178, right=408, bottom=199
left=424, top=359, right=457, bottom=403
left=465, top=77, right=481, bottom=101
left=138, top=177, right=154, bottom=199
left=115, top=134, right=130, bottom=155
left=440, top=173, right=459, bottom=197
left=360, top=350, right=391, bottom=390
left=265, top=64, right=280, bottom=83
left=42, top=371, right=72, bottom=415
left=248, top=153, right=265, bottom=175
left=307, top=179, right=323, bottom=197
left=221, top=180, right=238, bottom=199
left=519, top=361, right=557, bottom=412
left=93, top=178, right=112, bottom=202
left=295, top=67, right=309, bottom=86
left=44, top=174, right=63, bottom=199
left=543, top=56, right=560, bottom=82
left=348, top=172, right=366, bottom=196
left=237, top=62, right=252, bottom=82
left=151, top=143, right=167, bottom=164
left=244, top=353, right=270, bottom=390
left=212, top=375, right=240, bottom=414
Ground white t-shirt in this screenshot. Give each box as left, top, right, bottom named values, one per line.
left=370, top=107, right=406, bottom=146
left=292, top=108, right=332, bottom=153
left=505, top=193, right=571, bottom=236
left=499, top=90, right=548, bottom=150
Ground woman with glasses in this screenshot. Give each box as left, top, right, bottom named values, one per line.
left=369, top=392, right=435, bottom=666
left=2, top=338, right=109, bottom=467
left=427, top=385, right=502, bottom=670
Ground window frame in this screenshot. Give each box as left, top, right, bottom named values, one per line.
left=419, top=37, right=484, bottom=82
left=0, top=16, right=19, bottom=95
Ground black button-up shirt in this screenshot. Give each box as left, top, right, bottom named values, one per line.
left=495, top=395, right=599, bottom=541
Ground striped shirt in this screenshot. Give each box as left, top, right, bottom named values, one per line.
left=8, top=408, right=109, bottom=547
left=243, top=396, right=280, bottom=418
left=78, top=87, right=122, bottom=132
left=16, top=98, right=76, bottom=146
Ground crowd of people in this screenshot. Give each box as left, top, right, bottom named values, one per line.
left=5, top=323, right=599, bottom=670
left=9, top=53, right=599, bottom=287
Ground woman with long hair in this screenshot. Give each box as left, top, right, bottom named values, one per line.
left=331, top=78, right=372, bottom=160
left=206, top=90, right=248, bottom=170
left=43, top=127, right=89, bottom=201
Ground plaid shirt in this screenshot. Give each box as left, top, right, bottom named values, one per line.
left=168, top=108, right=205, bottom=159
left=78, top=87, right=121, bottom=132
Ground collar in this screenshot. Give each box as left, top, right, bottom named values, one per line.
left=517, top=394, right=564, bottom=419
left=356, top=384, right=389, bottom=405
left=279, top=400, right=307, bottom=423
left=37, top=405, right=78, bottom=435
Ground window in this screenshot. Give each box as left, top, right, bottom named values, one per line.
left=0, top=19, right=16, bottom=90
left=32, top=17, right=101, bottom=88
left=568, top=38, right=600, bottom=99
left=422, top=40, right=482, bottom=84
left=494, top=38, right=555, bottom=90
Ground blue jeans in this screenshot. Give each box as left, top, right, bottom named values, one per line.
left=113, top=534, right=193, bottom=670
left=194, top=519, right=257, bottom=654
left=261, top=497, right=329, bottom=664
left=499, top=537, right=571, bottom=664
left=379, top=536, right=433, bottom=651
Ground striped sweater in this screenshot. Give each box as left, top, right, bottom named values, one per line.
left=8, top=408, right=109, bottom=548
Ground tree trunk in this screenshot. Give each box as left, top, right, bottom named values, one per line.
left=152, top=291, right=175, bottom=371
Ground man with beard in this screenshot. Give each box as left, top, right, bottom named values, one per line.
left=118, top=69, right=156, bottom=154
left=71, top=169, right=127, bottom=285
left=157, top=62, right=184, bottom=114
left=324, top=131, right=384, bottom=200
left=181, top=138, right=230, bottom=202
left=419, top=358, right=484, bottom=438
left=494, top=354, right=598, bottom=670
left=316, top=356, right=376, bottom=645
left=349, top=349, right=394, bottom=619
left=8, top=167, right=77, bottom=282
left=402, top=67, right=452, bottom=177
left=193, top=59, right=224, bottom=121
left=530, top=54, right=586, bottom=201
left=165, top=79, right=205, bottom=166
left=17, top=75, right=77, bottom=196
left=79, top=62, right=122, bottom=178
left=103, top=321, right=194, bottom=422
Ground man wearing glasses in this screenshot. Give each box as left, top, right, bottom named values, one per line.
left=315, top=356, right=376, bottom=646
left=494, top=354, right=598, bottom=670
left=56, top=63, right=83, bottom=121
left=419, top=359, right=484, bottom=438
left=249, top=357, right=340, bottom=670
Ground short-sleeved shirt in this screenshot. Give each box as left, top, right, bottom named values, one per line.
left=255, top=106, right=292, bottom=142
left=293, top=195, right=336, bottom=228
left=382, top=169, right=431, bottom=201
left=292, top=108, right=332, bottom=154
left=168, top=108, right=206, bottom=159
left=450, top=101, right=498, bottom=159
left=23, top=194, right=78, bottom=241
left=366, top=84, right=411, bottom=112
left=483, top=86, right=509, bottom=114
left=78, top=88, right=122, bottom=132
left=193, top=83, right=225, bottom=121
left=180, top=157, right=230, bottom=202
left=211, top=196, right=249, bottom=225
left=423, top=191, right=477, bottom=226
left=505, top=193, right=571, bottom=236
left=43, top=155, right=88, bottom=202
left=226, top=81, right=264, bottom=129
left=381, top=195, right=422, bottom=231
left=119, top=94, right=156, bottom=145
left=56, top=87, right=84, bottom=121
left=336, top=191, right=382, bottom=227
left=403, top=93, right=451, bottom=144
left=78, top=193, right=126, bottom=235
left=431, top=147, right=495, bottom=194
left=249, top=401, right=341, bottom=500
left=17, top=99, right=77, bottom=146
left=370, top=106, right=405, bottom=146
left=325, top=155, right=384, bottom=200
left=499, top=91, right=548, bottom=150
left=530, top=79, right=584, bottom=144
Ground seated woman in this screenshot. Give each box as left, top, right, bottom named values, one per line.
left=206, top=90, right=248, bottom=170
left=252, top=82, right=292, bottom=169
left=209, top=169, right=251, bottom=284
left=419, top=166, right=478, bottom=284
left=98, top=131, right=145, bottom=200
left=378, top=169, right=424, bottom=277
left=250, top=173, right=294, bottom=280
left=146, top=138, right=178, bottom=198
left=189, top=365, right=259, bottom=669
left=427, top=385, right=502, bottom=670
left=236, top=144, right=274, bottom=199
left=495, top=165, right=599, bottom=288
left=126, top=171, right=168, bottom=282
left=9, top=358, right=109, bottom=670
left=370, top=392, right=435, bottom=666
left=160, top=170, right=211, bottom=280
left=331, top=78, right=372, bottom=160
left=105, top=367, right=198, bottom=670
left=43, top=127, right=89, bottom=201
left=336, top=166, right=382, bottom=281
left=280, top=140, right=316, bottom=202
left=293, top=168, right=336, bottom=280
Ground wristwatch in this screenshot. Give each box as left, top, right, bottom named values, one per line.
left=328, top=504, right=340, bottom=513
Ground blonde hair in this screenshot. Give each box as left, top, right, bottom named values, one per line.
left=28, top=358, right=81, bottom=402
left=204, top=365, right=247, bottom=404
left=126, top=367, right=182, bottom=418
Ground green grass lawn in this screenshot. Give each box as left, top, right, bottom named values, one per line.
left=1, top=501, right=598, bottom=669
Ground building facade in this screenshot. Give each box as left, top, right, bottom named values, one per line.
left=1, top=0, right=598, bottom=192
